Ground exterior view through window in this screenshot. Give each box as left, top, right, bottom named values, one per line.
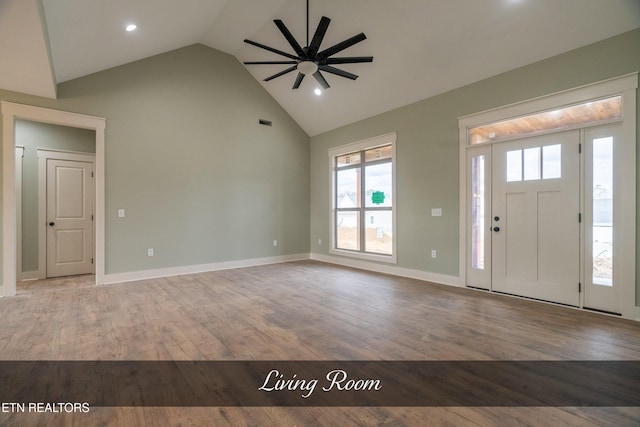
left=471, top=155, right=485, bottom=270
left=333, top=141, right=394, bottom=258
left=592, top=136, right=613, bottom=286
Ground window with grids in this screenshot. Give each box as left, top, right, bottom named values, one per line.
left=331, top=136, right=395, bottom=260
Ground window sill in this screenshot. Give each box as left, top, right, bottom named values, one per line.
left=329, top=248, right=397, bottom=264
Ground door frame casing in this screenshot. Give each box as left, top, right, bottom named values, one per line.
left=15, top=146, right=30, bottom=281
left=2, top=102, right=106, bottom=296
left=37, top=149, right=96, bottom=279
left=458, top=73, right=637, bottom=319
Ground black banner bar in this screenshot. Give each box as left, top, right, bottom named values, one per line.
left=0, top=361, right=638, bottom=407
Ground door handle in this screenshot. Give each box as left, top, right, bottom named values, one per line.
left=49, top=222, right=55, bottom=226
left=492, top=227, right=500, bottom=232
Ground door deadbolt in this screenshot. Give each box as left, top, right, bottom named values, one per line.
left=494, top=216, right=500, bottom=221
left=49, top=222, right=55, bottom=226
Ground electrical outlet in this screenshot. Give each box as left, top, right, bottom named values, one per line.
left=147, top=248, right=154, bottom=257
left=273, top=240, right=278, bottom=247
left=431, top=250, right=437, bottom=259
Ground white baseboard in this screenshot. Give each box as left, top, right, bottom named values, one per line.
left=310, top=253, right=461, bottom=287
left=104, top=253, right=310, bottom=285
left=18, top=271, right=40, bottom=281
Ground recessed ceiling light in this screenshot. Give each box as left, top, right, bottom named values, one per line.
left=314, top=88, right=322, bottom=96
left=126, top=24, right=137, bottom=32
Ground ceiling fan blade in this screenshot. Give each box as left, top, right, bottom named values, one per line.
left=319, top=65, right=358, bottom=80
left=306, top=16, right=331, bottom=58
left=325, top=56, right=373, bottom=65
left=312, top=71, right=330, bottom=89
left=264, top=65, right=298, bottom=81
left=244, top=39, right=299, bottom=60
left=292, top=73, right=305, bottom=89
left=274, top=20, right=306, bottom=57
left=244, top=60, right=298, bottom=65
left=317, top=33, right=367, bottom=59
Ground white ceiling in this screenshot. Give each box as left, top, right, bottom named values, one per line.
left=2, top=0, right=639, bottom=136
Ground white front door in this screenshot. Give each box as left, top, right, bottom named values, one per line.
left=491, top=131, right=580, bottom=306
left=46, top=159, right=94, bottom=278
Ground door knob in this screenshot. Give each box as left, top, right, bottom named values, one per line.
left=492, top=227, right=500, bottom=232
left=49, top=222, right=55, bottom=226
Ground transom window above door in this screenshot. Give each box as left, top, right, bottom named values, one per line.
left=469, top=95, right=621, bottom=145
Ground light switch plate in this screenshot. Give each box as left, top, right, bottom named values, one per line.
left=118, top=209, right=125, bottom=218
left=431, top=208, right=442, bottom=217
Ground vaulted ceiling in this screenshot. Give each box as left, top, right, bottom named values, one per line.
left=1, top=0, right=639, bottom=136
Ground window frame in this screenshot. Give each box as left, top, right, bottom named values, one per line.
left=329, top=132, right=397, bottom=263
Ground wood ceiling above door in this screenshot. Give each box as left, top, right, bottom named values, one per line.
left=470, top=96, right=622, bottom=145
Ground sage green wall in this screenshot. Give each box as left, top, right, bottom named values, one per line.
left=1, top=29, right=639, bottom=304
left=17, top=120, right=96, bottom=272
left=1, top=44, right=310, bottom=276
left=310, top=29, right=640, bottom=304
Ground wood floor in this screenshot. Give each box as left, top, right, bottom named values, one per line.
left=1, top=260, right=639, bottom=426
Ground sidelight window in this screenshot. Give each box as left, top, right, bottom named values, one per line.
left=470, top=155, right=485, bottom=270
left=592, top=137, right=614, bottom=286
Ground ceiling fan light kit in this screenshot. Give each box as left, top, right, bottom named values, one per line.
left=243, top=0, right=373, bottom=90
left=297, top=60, right=318, bottom=75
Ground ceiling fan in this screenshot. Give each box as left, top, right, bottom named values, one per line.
left=243, top=0, right=373, bottom=90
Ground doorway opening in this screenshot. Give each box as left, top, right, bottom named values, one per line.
left=15, top=120, right=96, bottom=281
left=2, top=102, right=106, bottom=297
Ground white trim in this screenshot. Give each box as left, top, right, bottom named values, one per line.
left=458, top=73, right=638, bottom=320
left=458, top=73, right=638, bottom=129
left=615, top=85, right=637, bottom=319
left=36, top=149, right=95, bottom=162
left=36, top=147, right=96, bottom=157
left=1, top=102, right=106, bottom=297
left=15, top=146, right=25, bottom=281
left=458, top=117, right=468, bottom=292
left=329, top=248, right=396, bottom=264
left=328, top=132, right=397, bottom=264
left=18, top=271, right=39, bottom=281
left=104, top=253, right=310, bottom=285
left=37, top=149, right=96, bottom=279
left=327, top=132, right=398, bottom=158
left=310, top=253, right=461, bottom=287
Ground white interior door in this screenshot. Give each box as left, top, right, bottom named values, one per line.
left=491, top=131, right=580, bottom=306
left=47, top=159, right=94, bottom=278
